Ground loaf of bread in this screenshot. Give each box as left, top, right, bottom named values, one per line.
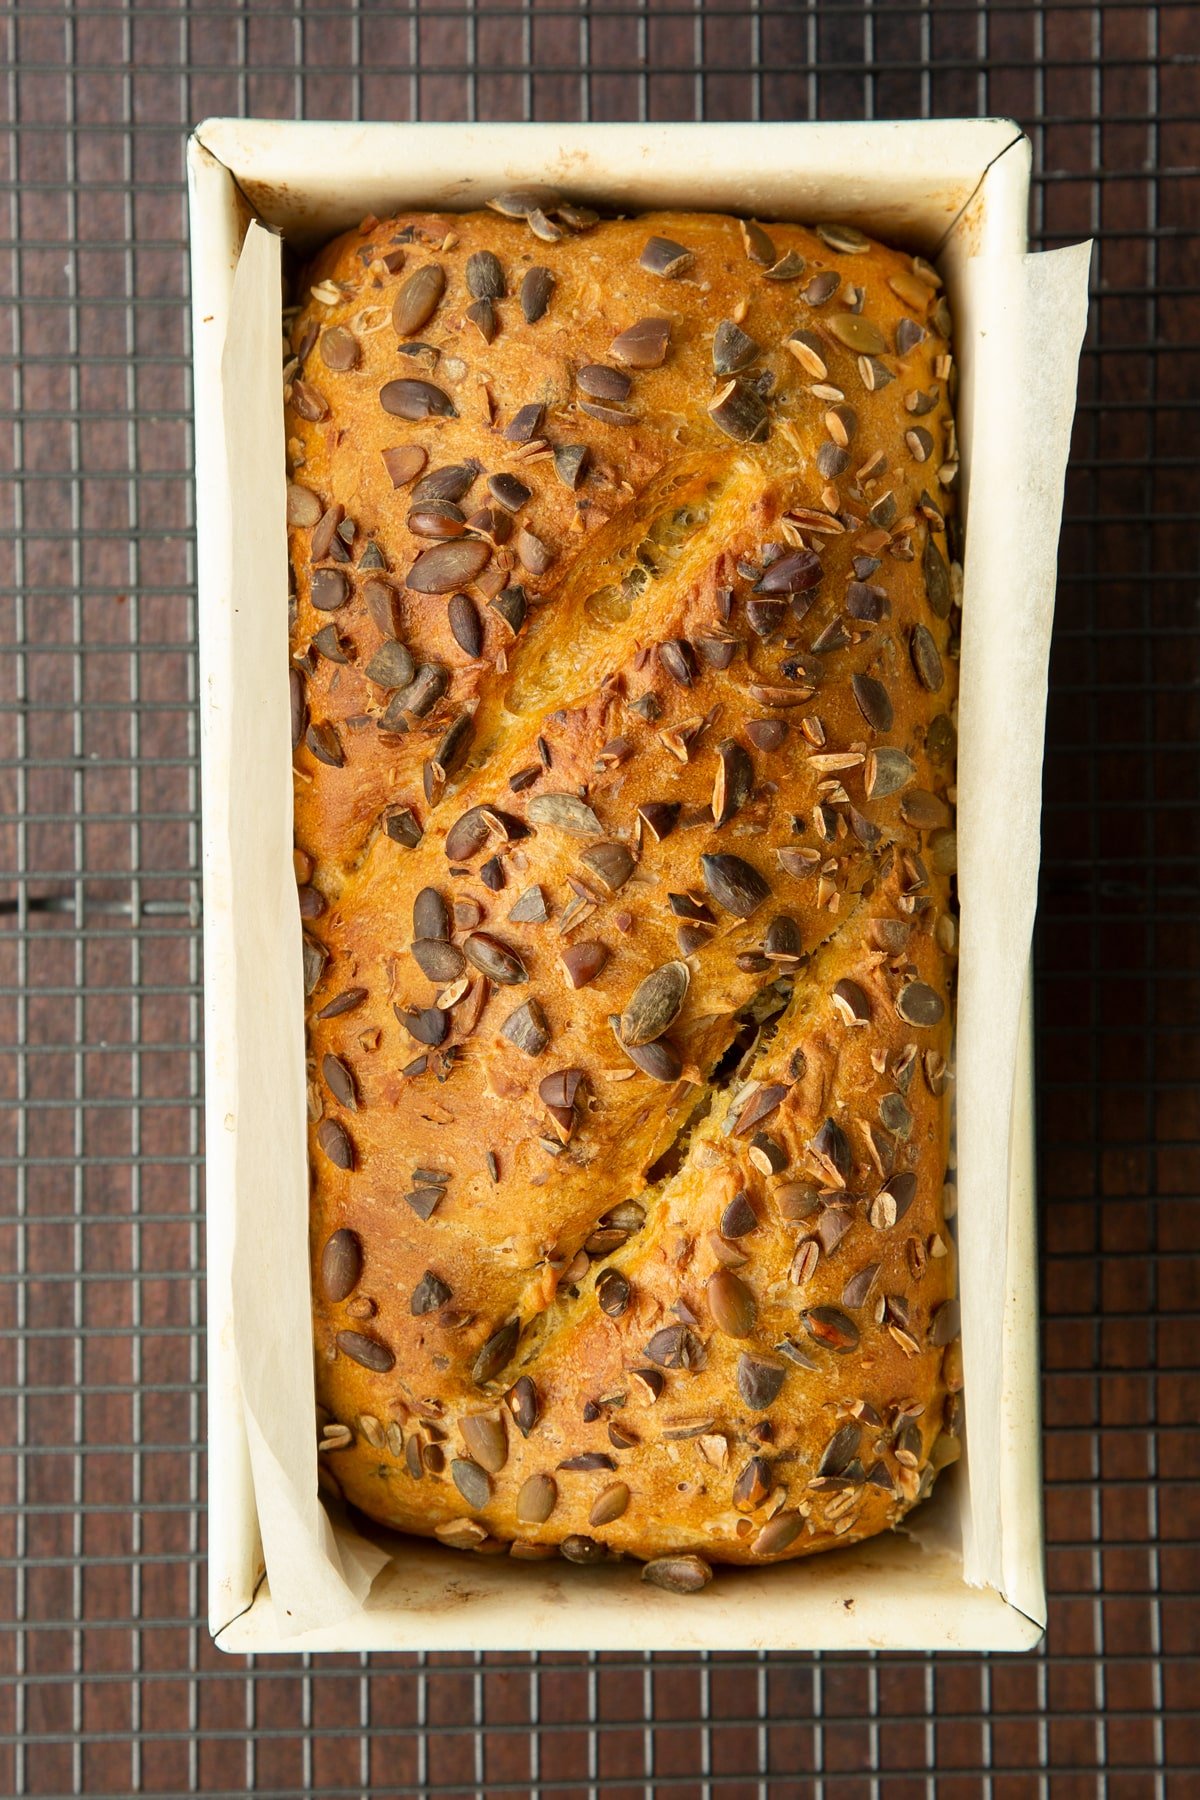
left=285, top=195, right=961, bottom=1587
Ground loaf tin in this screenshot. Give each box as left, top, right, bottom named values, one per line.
left=188, top=119, right=1088, bottom=1653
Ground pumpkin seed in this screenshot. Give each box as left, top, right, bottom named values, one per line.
left=620, top=959, right=689, bottom=1048
left=380, top=377, right=456, bottom=419
left=528, top=792, right=601, bottom=837
left=500, top=999, right=549, bottom=1056
left=707, top=1269, right=756, bottom=1339
left=463, top=932, right=527, bottom=985
left=642, top=1554, right=712, bottom=1594
left=609, top=317, right=671, bottom=368
left=335, top=1329, right=395, bottom=1373
left=520, top=266, right=554, bottom=323
left=516, top=1473, right=557, bottom=1523
left=320, top=1229, right=362, bottom=1302
left=707, top=379, right=769, bottom=444
left=700, top=852, right=770, bottom=917
left=736, top=1354, right=785, bottom=1409
left=713, top=319, right=760, bottom=375
left=752, top=1512, right=804, bottom=1556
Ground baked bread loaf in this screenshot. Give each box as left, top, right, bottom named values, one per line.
left=285, top=196, right=962, bottom=1584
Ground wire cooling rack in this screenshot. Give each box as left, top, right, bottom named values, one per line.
left=1, top=1, right=1197, bottom=1794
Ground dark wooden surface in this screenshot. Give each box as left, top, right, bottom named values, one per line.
left=0, top=1, right=1197, bottom=1793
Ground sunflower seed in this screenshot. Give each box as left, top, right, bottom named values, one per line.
left=322, top=1052, right=359, bottom=1112
left=516, top=1472, right=557, bottom=1524
left=529, top=792, right=601, bottom=837
left=737, top=1354, right=784, bottom=1409
left=706, top=739, right=753, bottom=828
left=509, top=884, right=548, bottom=925
left=803, top=270, right=841, bottom=306
left=290, top=379, right=328, bottom=422
left=560, top=1534, right=603, bottom=1564
left=311, top=624, right=351, bottom=666
left=319, top=325, right=358, bottom=373
left=553, top=442, right=589, bottom=489
left=610, top=317, right=671, bottom=368
left=526, top=208, right=564, bottom=242
left=707, top=379, right=769, bottom=444
left=357, top=637, right=414, bottom=693
left=700, top=852, right=770, bottom=917
left=321, top=1229, right=362, bottom=1302
left=923, top=535, right=951, bottom=619
left=406, top=539, right=491, bottom=594
left=486, top=475, right=530, bottom=517
left=578, top=398, right=636, bottom=428
left=287, top=483, right=323, bottom=527
left=289, top=668, right=308, bottom=749
left=506, top=1376, right=540, bottom=1438
left=316, top=985, right=366, bottom=1020
left=703, top=1268, right=754, bottom=1339
left=472, top=1320, right=520, bottom=1387
left=713, top=319, right=760, bottom=375
left=305, top=721, right=344, bottom=769
left=488, top=188, right=559, bottom=219
left=409, top=938, right=465, bottom=984
left=817, top=221, right=870, bottom=255
left=591, top=1265, right=631, bottom=1320
left=505, top=402, right=545, bottom=443
left=614, top=1025, right=682, bottom=1083
left=645, top=1325, right=703, bottom=1371
left=486, top=584, right=525, bottom=636
left=909, top=624, right=945, bottom=694
left=576, top=360, right=633, bottom=403
left=380, top=377, right=456, bottom=419
left=561, top=942, right=608, bottom=989
left=463, top=932, right=527, bottom=985
left=851, top=672, right=893, bottom=734
left=896, top=982, right=944, bottom=1026
left=637, top=801, right=680, bottom=843
left=635, top=229, right=694, bottom=276
left=411, top=1270, right=452, bottom=1316
left=444, top=805, right=499, bottom=861
left=310, top=568, right=350, bottom=612
left=336, top=1329, right=395, bottom=1373
left=515, top=529, right=554, bottom=576
left=381, top=663, right=448, bottom=730
left=802, top=1307, right=860, bottom=1352
left=408, top=499, right=467, bottom=540
left=745, top=720, right=786, bottom=755
left=757, top=548, right=823, bottom=596
left=520, top=265, right=555, bottom=322
left=383, top=437, right=429, bottom=482
left=831, top=978, right=870, bottom=1027
left=929, top=1298, right=960, bottom=1347
left=500, top=999, right=549, bottom=1056
left=462, top=249, right=503, bottom=301
left=740, top=219, right=776, bottom=264
left=618, top=959, right=688, bottom=1049
left=395, top=1004, right=449, bottom=1047
left=785, top=329, right=827, bottom=379
left=819, top=1421, right=863, bottom=1477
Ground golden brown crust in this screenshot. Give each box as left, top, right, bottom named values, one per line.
left=287, top=202, right=961, bottom=1573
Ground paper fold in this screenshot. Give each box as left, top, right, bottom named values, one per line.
left=216, top=214, right=1090, bottom=1639
left=955, top=242, right=1092, bottom=1592
left=221, top=223, right=388, bottom=1634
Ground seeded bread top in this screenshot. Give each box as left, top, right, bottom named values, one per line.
left=286, top=197, right=961, bottom=1580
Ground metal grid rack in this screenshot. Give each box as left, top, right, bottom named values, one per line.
left=1, top=0, right=1197, bottom=1793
